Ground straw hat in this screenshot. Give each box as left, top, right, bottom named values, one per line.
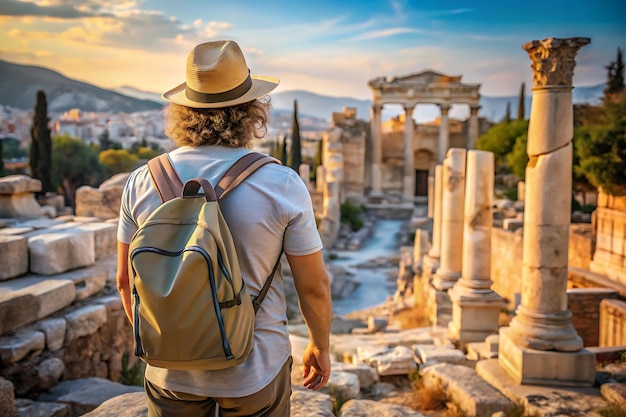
left=162, top=40, right=279, bottom=108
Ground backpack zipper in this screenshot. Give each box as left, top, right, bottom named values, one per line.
left=132, top=286, right=145, bottom=357
left=187, top=246, right=235, bottom=360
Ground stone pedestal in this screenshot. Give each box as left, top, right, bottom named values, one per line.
left=430, top=149, right=466, bottom=326
left=498, top=327, right=596, bottom=386
left=448, top=150, right=505, bottom=346
left=498, top=36, right=595, bottom=386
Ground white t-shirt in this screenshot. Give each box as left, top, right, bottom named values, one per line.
left=117, top=145, right=323, bottom=397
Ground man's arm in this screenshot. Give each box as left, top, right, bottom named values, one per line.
left=116, top=241, right=133, bottom=323
left=286, top=250, right=332, bottom=391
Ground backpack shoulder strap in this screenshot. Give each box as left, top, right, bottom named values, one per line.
left=147, top=153, right=184, bottom=203
left=252, top=253, right=283, bottom=313
left=215, top=152, right=280, bottom=199
left=214, top=151, right=282, bottom=313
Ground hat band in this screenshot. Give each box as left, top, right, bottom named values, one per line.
left=184, top=74, right=253, bottom=104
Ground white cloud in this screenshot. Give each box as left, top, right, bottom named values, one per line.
left=348, top=27, right=419, bottom=41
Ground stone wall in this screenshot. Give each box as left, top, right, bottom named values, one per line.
left=490, top=228, right=523, bottom=310
left=0, top=214, right=136, bottom=400
left=600, top=299, right=626, bottom=347
left=568, top=288, right=619, bottom=347
left=490, top=224, right=598, bottom=311
left=590, top=191, right=626, bottom=286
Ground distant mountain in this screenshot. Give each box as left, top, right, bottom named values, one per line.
left=112, top=86, right=163, bottom=104
left=0, top=59, right=605, bottom=123
left=0, top=59, right=162, bottom=113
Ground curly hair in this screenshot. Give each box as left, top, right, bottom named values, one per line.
left=163, top=98, right=270, bottom=148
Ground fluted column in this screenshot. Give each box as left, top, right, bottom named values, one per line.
left=370, top=104, right=383, bottom=194
left=437, top=105, right=451, bottom=163
left=403, top=106, right=415, bottom=201
left=448, top=150, right=505, bottom=345
left=467, top=106, right=480, bottom=149
left=429, top=149, right=466, bottom=326
left=496, top=37, right=595, bottom=386
left=420, top=165, right=443, bottom=286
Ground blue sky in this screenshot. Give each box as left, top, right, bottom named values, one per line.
left=0, top=0, right=624, bottom=100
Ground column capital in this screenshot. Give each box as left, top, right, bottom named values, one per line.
left=403, top=105, right=414, bottom=115
left=522, top=37, right=590, bottom=88
left=371, top=103, right=383, bottom=112
left=470, top=105, right=481, bottom=115
left=439, top=104, right=451, bottom=116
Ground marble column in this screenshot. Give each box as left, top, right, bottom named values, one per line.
left=430, top=148, right=466, bottom=326
left=403, top=106, right=415, bottom=202
left=467, top=106, right=480, bottom=149
left=448, top=150, right=505, bottom=346
left=437, top=105, right=451, bottom=163
left=423, top=165, right=443, bottom=274
left=370, top=104, right=383, bottom=195
left=498, top=37, right=595, bottom=386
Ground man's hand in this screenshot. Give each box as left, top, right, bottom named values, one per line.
left=302, top=342, right=331, bottom=391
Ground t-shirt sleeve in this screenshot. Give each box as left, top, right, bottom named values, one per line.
left=282, top=171, right=323, bottom=256
left=117, top=170, right=140, bottom=244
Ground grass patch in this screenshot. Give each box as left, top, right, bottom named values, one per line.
left=118, top=351, right=144, bottom=386
left=597, top=404, right=626, bottom=417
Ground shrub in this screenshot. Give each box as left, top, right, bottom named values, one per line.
left=340, top=201, right=364, bottom=232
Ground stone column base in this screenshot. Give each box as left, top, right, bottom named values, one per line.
left=448, top=289, right=506, bottom=346
left=498, top=327, right=596, bottom=386
left=428, top=285, right=452, bottom=327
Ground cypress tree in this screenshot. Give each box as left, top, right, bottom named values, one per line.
left=0, top=139, right=4, bottom=176
left=280, top=135, right=288, bottom=165
left=517, top=82, right=525, bottom=120
left=287, top=99, right=302, bottom=171
left=30, top=90, right=52, bottom=194
left=504, top=102, right=511, bottom=123
left=605, top=47, right=625, bottom=99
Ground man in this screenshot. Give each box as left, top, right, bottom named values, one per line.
left=116, top=40, right=332, bottom=417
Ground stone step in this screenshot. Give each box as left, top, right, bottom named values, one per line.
left=15, top=398, right=71, bottom=417
left=422, top=363, right=514, bottom=417
left=37, top=377, right=143, bottom=416
left=0, top=265, right=108, bottom=335
left=338, top=399, right=427, bottom=416
left=0, top=235, right=28, bottom=281
left=27, top=229, right=95, bottom=275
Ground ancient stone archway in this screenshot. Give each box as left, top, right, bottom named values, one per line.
left=368, top=71, right=481, bottom=201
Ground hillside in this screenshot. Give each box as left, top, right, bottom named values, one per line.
left=0, top=59, right=162, bottom=113
left=0, top=59, right=605, bottom=122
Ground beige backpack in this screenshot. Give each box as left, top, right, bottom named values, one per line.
left=129, top=152, right=280, bottom=370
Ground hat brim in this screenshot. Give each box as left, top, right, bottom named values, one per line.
left=161, top=75, right=279, bottom=109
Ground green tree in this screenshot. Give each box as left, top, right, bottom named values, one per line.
left=477, top=119, right=529, bottom=165
left=51, top=134, right=104, bottom=208
left=505, top=132, right=528, bottom=179
left=99, top=129, right=112, bottom=151
left=605, top=47, right=625, bottom=98
left=30, top=91, right=52, bottom=194
left=517, top=82, right=526, bottom=120
left=575, top=93, right=626, bottom=196
left=287, top=99, right=302, bottom=171
left=504, top=102, right=511, bottom=123
left=99, top=149, right=139, bottom=176
left=137, top=147, right=160, bottom=160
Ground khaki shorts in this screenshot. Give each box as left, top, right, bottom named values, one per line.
left=144, top=356, right=293, bottom=417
